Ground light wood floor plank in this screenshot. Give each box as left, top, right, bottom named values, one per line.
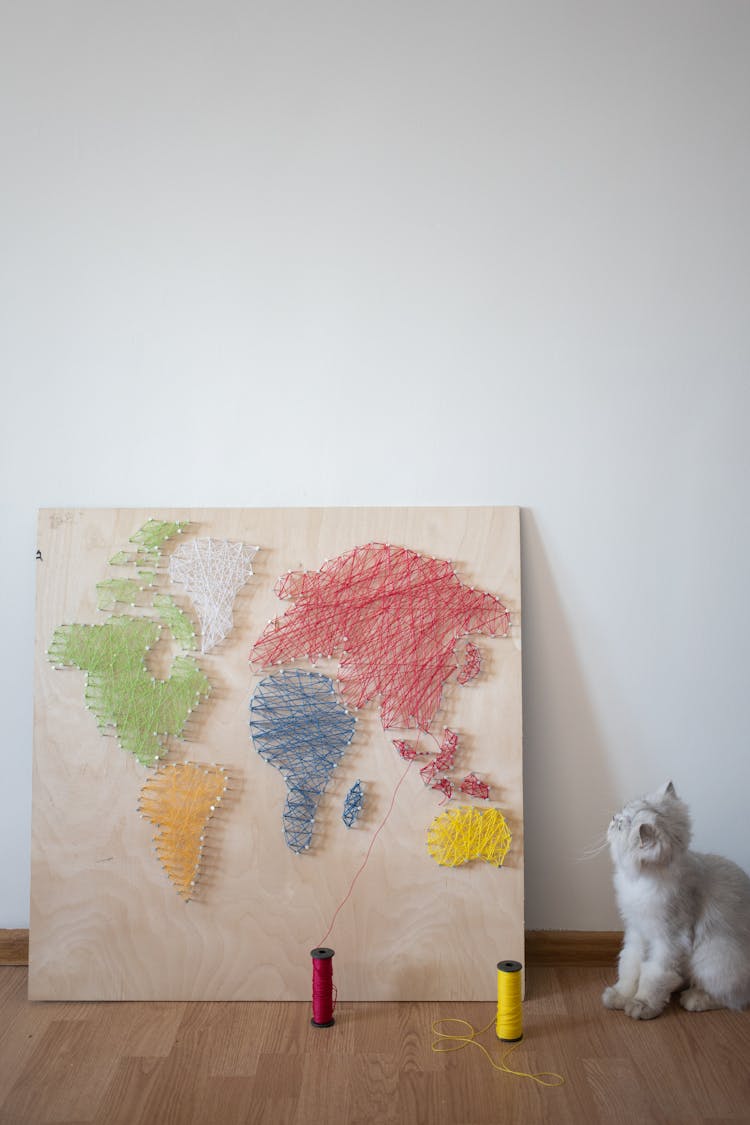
left=1, top=966, right=749, bottom=1124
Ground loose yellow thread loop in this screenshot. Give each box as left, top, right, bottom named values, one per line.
left=431, top=960, right=564, bottom=1086
left=430, top=1018, right=565, bottom=1086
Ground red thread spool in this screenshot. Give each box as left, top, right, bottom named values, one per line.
left=310, top=947, right=336, bottom=1027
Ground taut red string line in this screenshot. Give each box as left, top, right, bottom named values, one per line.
left=317, top=758, right=414, bottom=949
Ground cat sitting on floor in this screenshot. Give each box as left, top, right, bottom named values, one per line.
left=603, top=781, right=750, bottom=1020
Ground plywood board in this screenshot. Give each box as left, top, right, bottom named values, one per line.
left=31, top=507, right=523, bottom=1001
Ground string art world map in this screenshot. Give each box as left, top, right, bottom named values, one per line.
left=31, top=508, right=523, bottom=1003
left=249, top=543, right=513, bottom=861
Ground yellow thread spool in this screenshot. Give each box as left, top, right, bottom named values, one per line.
left=496, top=960, right=523, bottom=1042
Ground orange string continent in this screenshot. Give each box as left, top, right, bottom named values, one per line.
left=138, top=761, right=227, bottom=899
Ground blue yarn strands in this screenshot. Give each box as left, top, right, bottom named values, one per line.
left=342, top=780, right=364, bottom=828
left=250, top=670, right=357, bottom=853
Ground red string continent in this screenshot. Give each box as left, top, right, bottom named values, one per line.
left=250, top=543, right=509, bottom=731
left=457, top=641, right=482, bottom=685
left=459, top=772, right=490, bottom=800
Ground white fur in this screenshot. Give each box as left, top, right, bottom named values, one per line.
left=602, top=781, right=750, bottom=1019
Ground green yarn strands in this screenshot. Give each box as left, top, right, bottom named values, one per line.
left=49, top=516, right=208, bottom=767
left=48, top=617, right=209, bottom=766
left=130, top=519, right=187, bottom=554
left=153, top=594, right=197, bottom=650
left=96, top=577, right=141, bottom=611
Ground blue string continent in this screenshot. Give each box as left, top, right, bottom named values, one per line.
left=249, top=670, right=357, bottom=853
left=342, top=780, right=364, bottom=828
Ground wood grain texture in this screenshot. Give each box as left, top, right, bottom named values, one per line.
left=2, top=966, right=749, bottom=1124
left=0, top=930, right=29, bottom=966
left=31, top=507, right=523, bottom=1001
left=525, top=931, right=623, bottom=967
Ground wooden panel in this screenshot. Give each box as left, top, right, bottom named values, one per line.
left=1, top=930, right=625, bottom=970
left=31, top=507, right=522, bottom=1001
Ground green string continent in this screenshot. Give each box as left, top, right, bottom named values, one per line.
left=130, top=519, right=187, bottom=554
left=48, top=616, right=210, bottom=766
left=96, top=577, right=141, bottom=611
left=109, top=551, right=131, bottom=566
left=153, top=594, right=197, bottom=650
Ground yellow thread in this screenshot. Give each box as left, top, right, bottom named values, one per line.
left=426, top=805, right=511, bottom=867
left=430, top=1018, right=565, bottom=1086
left=496, top=960, right=523, bottom=1041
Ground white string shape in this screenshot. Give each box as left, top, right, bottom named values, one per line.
left=169, top=538, right=259, bottom=653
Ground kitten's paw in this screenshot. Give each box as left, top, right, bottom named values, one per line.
left=625, top=997, right=664, bottom=1021
left=679, top=988, right=723, bottom=1012
left=602, top=986, right=629, bottom=1010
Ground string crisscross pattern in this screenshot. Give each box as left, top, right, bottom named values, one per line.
left=457, top=641, right=482, bottom=685
left=342, top=780, right=364, bottom=828
left=426, top=805, right=512, bottom=867
left=169, top=538, right=259, bottom=653
left=250, top=670, right=357, bottom=853
left=395, top=728, right=491, bottom=804
left=48, top=617, right=210, bottom=766
left=250, top=543, right=509, bottom=731
left=138, top=761, right=227, bottom=899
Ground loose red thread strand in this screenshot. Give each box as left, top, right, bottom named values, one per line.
left=317, top=759, right=414, bottom=948
left=250, top=543, right=509, bottom=732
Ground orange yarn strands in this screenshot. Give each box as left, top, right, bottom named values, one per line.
left=138, top=761, right=227, bottom=899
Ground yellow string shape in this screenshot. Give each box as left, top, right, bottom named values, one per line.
left=138, top=762, right=227, bottom=899
left=431, top=1018, right=565, bottom=1086
left=426, top=805, right=512, bottom=867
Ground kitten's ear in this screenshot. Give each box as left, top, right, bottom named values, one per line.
left=639, top=823, right=657, bottom=848
left=661, top=780, right=676, bottom=798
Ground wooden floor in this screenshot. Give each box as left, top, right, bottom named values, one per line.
left=1, top=966, right=749, bottom=1124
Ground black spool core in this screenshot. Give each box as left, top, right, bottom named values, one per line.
left=310, top=947, right=336, bottom=1027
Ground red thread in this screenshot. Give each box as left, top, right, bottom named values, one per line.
left=250, top=543, right=509, bottom=731
left=432, top=777, right=454, bottom=802
left=311, top=948, right=336, bottom=1026
left=420, top=759, right=439, bottom=785
left=459, top=772, right=490, bottom=800
left=418, top=727, right=461, bottom=795
left=457, top=641, right=482, bottom=685
left=393, top=738, right=418, bottom=761
left=434, top=727, right=458, bottom=771
left=317, top=759, right=414, bottom=948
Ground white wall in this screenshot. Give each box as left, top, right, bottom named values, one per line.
left=2, top=1, right=749, bottom=930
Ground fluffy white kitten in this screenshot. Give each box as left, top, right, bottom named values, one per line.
left=603, top=781, right=750, bottom=1020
